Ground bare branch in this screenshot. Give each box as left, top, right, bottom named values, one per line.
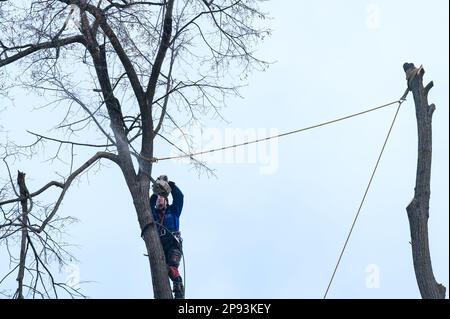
left=50, top=78, right=117, bottom=145
left=37, top=151, right=119, bottom=232
left=2, top=157, right=19, bottom=198
left=0, top=36, right=86, bottom=68
left=104, top=1, right=166, bottom=11
left=0, top=181, right=64, bottom=207
left=27, top=131, right=114, bottom=148
left=59, top=0, right=146, bottom=105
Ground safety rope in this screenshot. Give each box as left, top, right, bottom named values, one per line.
left=323, top=91, right=408, bottom=298
left=142, top=91, right=409, bottom=299
left=143, top=99, right=403, bottom=163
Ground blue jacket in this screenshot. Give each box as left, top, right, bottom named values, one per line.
left=150, top=182, right=184, bottom=233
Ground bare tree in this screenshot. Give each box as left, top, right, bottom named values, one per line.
left=0, top=0, right=269, bottom=298
left=403, top=63, right=446, bottom=299
left=1, top=167, right=84, bottom=299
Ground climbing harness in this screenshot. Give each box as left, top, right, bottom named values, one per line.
left=141, top=220, right=186, bottom=298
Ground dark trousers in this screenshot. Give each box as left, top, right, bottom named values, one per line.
left=160, top=232, right=183, bottom=281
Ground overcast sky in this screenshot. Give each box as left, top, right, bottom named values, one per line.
left=1, top=0, right=448, bottom=298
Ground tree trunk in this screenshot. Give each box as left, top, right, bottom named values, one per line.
left=16, top=171, right=29, bottom=299
left=403, top=62, right=446, bottom=299
left=86, top=35, right=172, bottom=298
left=130, top=179, right=173, bottom=299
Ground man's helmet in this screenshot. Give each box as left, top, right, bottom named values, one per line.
left=152, top=175, right=171, bottom=197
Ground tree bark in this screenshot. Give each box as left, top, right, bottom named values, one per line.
left=403, top=62, right=446, bottom=299
left=16, top=171, right=29, bottom=299
left=131, top=179, right=173, bottom=299
left=84, top=30, right=172, bottom=298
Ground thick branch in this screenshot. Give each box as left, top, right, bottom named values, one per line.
left=0, top=36, right=85, bottom=68
left=88, top=42, right=137, bottom=185
left=1, top=153, right=118, bottom=236
left=153, top=42, right=176, bottom=136
left=4, top=152, right=117, bottom=234
left=95, top=12, right=146, bottom=105
left=145, top=0, right=174, bottom=104
left=403, top=62, right=446, bottom=299
left=137, top=0, right=174, bottom=180
left=0, top=181, right=64, bottom=207
left=104, top=1, right=166, bottom=11
left=37, top=151, right=118, bottom=232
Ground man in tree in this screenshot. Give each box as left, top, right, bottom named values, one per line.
left=150, top=175, right=185, bottom=299
left=0, top=0, right=269, bottom=298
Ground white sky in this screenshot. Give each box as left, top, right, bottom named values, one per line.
left=1, top=0, right=448, bottom=298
